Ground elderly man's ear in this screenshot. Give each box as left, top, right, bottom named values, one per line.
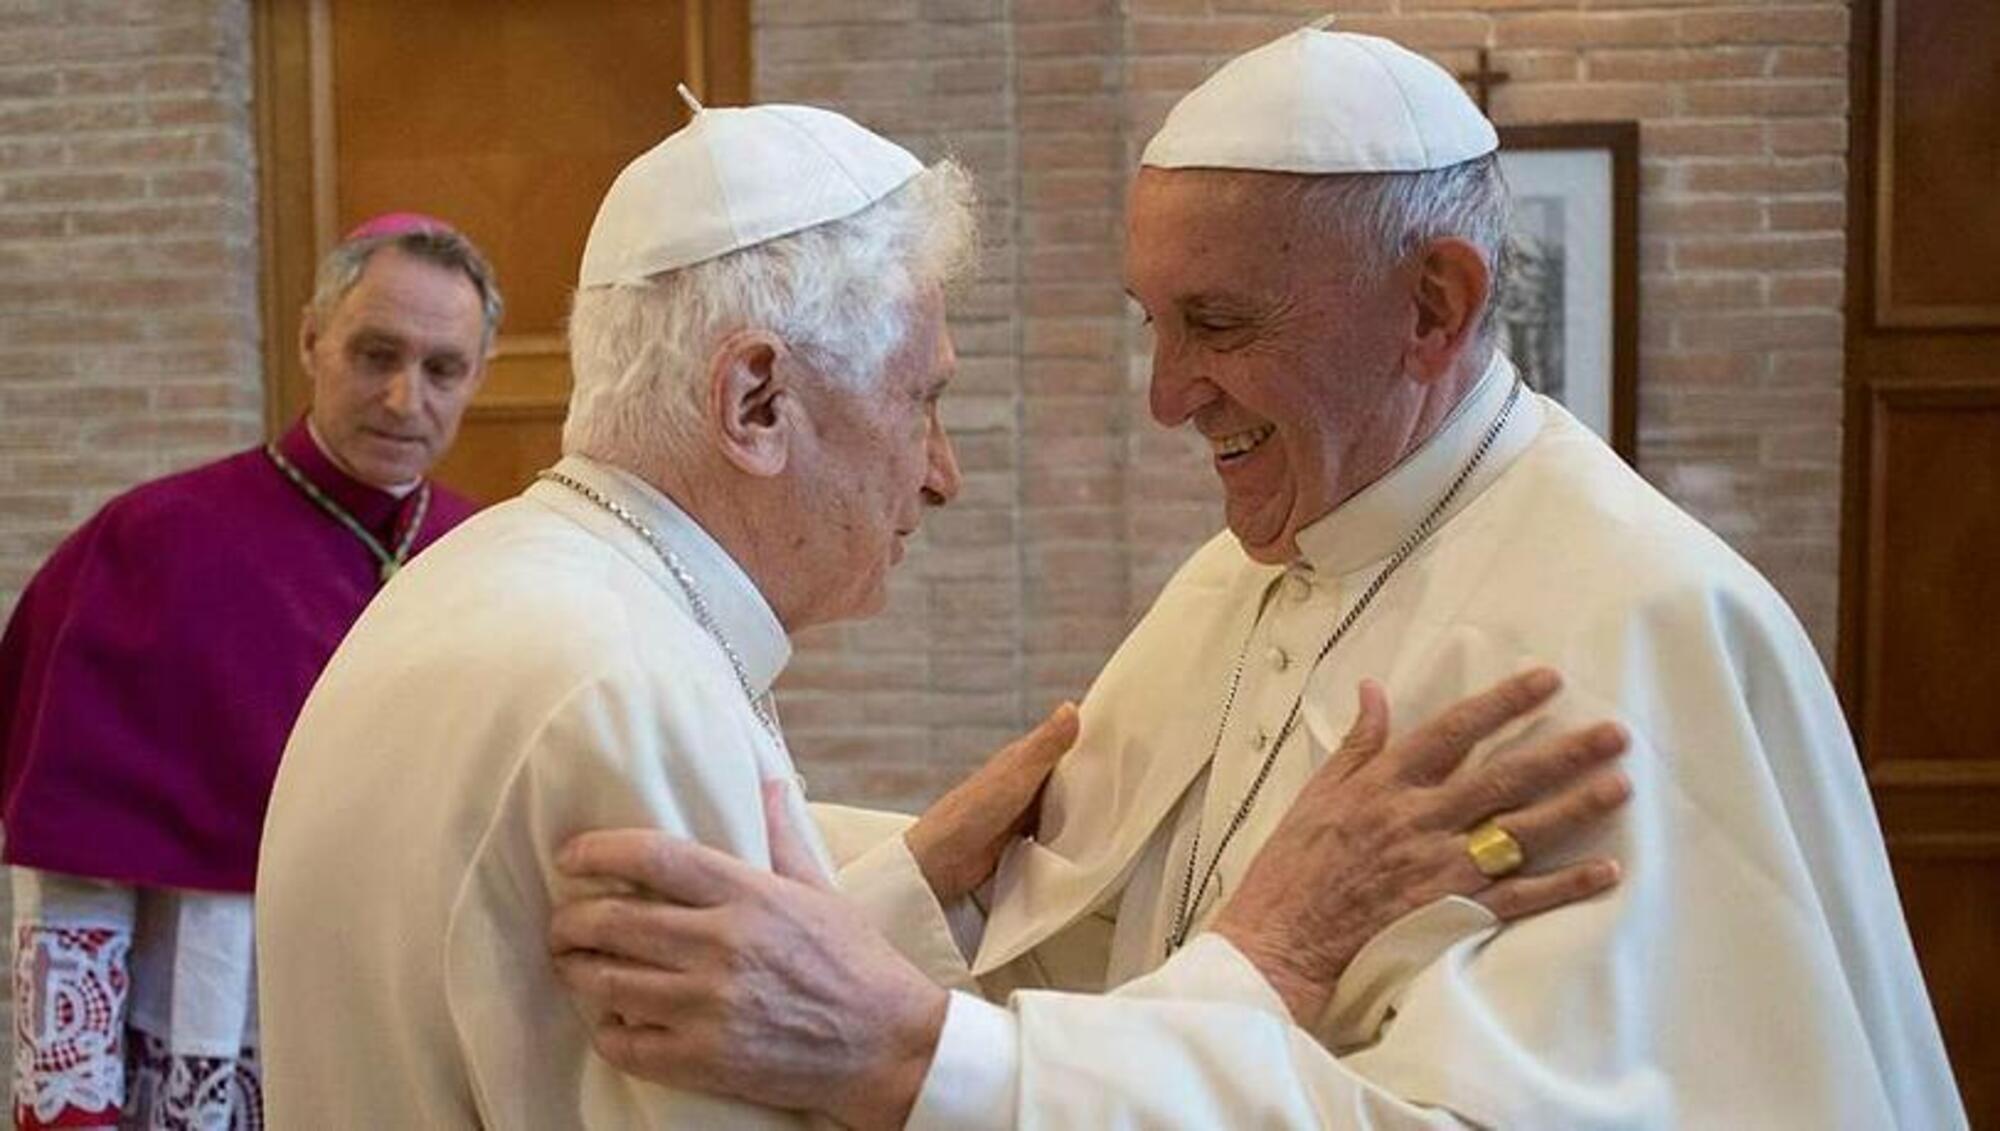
left=1402, top=237, right=1492, bottom=384
left=707, top=331, right=793, bottom=478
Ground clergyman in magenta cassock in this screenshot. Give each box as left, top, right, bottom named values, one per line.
left=0, top=213, right=498, bottom=1130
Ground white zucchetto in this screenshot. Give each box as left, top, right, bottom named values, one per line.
left=1141, top=24, right=1498, bottom=175
left=578, top=88, right=922, bottom=287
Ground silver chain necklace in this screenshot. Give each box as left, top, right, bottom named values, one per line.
left=1165, top=380, right=1524, bottom=955
left=537, top=469, right=786, bottom=747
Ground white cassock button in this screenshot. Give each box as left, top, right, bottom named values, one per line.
left=1286, top=572, right=1313, bottom=601
left=1268, top=646, right=1290, bottom=671
left=1252, top=728, right=1270, bottom=752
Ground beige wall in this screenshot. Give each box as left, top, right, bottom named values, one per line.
left=759, top=0, right=1852, bottom=810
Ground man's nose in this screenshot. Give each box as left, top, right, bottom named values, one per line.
left=1148, top=346, right=1212, bottom=428
left=382, top=368, right=420, bottom=417
left=921, top=412, right=962, bottom=507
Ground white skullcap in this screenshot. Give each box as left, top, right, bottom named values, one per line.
left=1141, top=23, right=1497, bottom=175
left=578, top=88, right=923, bottom=287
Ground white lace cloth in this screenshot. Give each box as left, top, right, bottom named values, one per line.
left=126, top=1030, right=264, bottom=1131
left=10, top=869, right=261, bottom=1130
left=13, top=921, right=130, bottom=1124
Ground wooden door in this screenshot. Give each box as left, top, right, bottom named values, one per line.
left=1841, top=0, right=2000, bottom=1121
left=254, top=0, right=749, bottom=504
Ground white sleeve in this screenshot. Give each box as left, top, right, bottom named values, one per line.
left=837, top=833, right=981, bottom=991
left=903, top=931, right=1472, bottom=1130
left=905, top=992, right=1022, bottom=1131
left=812, top=798, right=984, bottom=989
left=444, top=667, right=800, bottom=1130
left=810, top=800, right=914, bottom=867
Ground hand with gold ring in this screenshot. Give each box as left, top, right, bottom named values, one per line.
left=1466, top=818, right=1526, bottom=878
left=1211, top=667, right=1631, bottom=1026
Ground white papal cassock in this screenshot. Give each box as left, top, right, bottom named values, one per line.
left=255, top=456, right=962, bottom=1128
left=883, top=354, right=1964, bottom=1129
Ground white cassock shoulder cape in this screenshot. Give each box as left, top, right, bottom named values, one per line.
left=882, top=357, right=1965, bottom=1129
left=256, top=456, right=951, bottom=1129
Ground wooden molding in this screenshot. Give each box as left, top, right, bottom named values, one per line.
left=1871, top=0, right=2000, bottom=329
left=463, top=401, right=568, bottom=423
left=307, top=0, right=335, bottom=258
left=1883, top=834, right=2000, bottom=858
left=253, top=0, right=315, bottom=435
left=1859, top=382, right=2000, bottom=775
left=492, top=334, right=567, bottom=360
left=1869, top=759, right=2000, bottom=788
left=701, top=0, right=752, bottom=105
left=1872, top=381, right=2000, bottom=410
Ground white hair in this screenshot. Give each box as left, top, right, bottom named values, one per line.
left=562, top=160, right=978, bottom=465
left=1289, top=153, right=1513, bottom=335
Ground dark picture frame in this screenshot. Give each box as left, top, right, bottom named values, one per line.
left=1495, top=122, right=1640, bottom=464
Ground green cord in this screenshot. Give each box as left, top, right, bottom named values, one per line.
left=265, top=443, right=431, bottom=584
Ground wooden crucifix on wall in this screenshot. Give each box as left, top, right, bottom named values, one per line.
left=1457, top=48, right=1510, bottom=114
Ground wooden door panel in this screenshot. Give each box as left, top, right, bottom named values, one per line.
left=1877, top=0, right=2000, bottom=323
left=331, top=1, right=696, bottom=334
left=1864, top=390, right=2000, bottom=764
left=333, top=150, right=615, bottom=335
left=1844, top=0, right=2000, bottom=1120
left=257, top=0, right=751, bottom=504
left=1889, top=855, right=2000, bottom=1123
left=431, top=407, right=566, bottom=508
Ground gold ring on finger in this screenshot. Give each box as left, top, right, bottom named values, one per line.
left=1466, top=819, right=1525, bottom=878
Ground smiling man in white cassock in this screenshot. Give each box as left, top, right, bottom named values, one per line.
left=549, top=23, right=1967, bottom=1130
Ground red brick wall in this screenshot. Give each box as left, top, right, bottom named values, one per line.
left=760, top=0, right=1852, bottom=810
left=0, top=0, right=264, bottom=616
left=756, top=2, right=1028, bottom=808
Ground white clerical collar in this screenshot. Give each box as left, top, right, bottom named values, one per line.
left=538, top=454, right=792, bottom=696
left=1293, top=352, right=1543, bottom=577
left=305, top=418, right=421, bottom=498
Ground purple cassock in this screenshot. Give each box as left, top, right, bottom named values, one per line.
left=0, top=418, right=477, bottom=893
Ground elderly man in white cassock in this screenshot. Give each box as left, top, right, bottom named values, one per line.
left=256, top=87, right=1627, bottom=1129
left=549, top=25, right=1967, bottom=1131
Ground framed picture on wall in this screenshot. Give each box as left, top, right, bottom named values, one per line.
left=1495, top=122, right=1640, bottom=463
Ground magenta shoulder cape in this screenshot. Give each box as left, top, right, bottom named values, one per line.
left=0, top=419, right=476, bottom=892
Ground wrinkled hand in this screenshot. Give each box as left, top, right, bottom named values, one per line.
left=550, top=784, right=947, bottom=1131
left=904, top=701, right=1079, bottom=902
left=1212, top=669, right=1630, bottom=1025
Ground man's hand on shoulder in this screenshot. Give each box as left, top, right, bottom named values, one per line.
left=550, top=784, right=948, bottom=1130
left=1214, top=670, right=1631, bottom=1024
left=904, top=701, right=1079, bottom=903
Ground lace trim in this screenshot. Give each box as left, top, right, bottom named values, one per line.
left=11, top=924, right=263, bottom=1130
left=13, top=924, right=131, bottom=1127
left=125, top=1030, right=264, bottom=1131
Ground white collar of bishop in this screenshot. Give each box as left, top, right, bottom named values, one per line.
left=537, top=454, right=791, bottom=698
left=1291, top=351, right=1543, bottom=577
